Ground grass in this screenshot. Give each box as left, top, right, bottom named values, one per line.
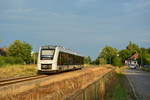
left=141, top=67, right=150, bottom=72
left=0, top=64, right=37, bottom=79
left=0, top=66, right=114, bottom=100
left=105, top=67, right=134, bottom=100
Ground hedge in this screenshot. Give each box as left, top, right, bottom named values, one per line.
left=0, top=56, right=24, bottom=67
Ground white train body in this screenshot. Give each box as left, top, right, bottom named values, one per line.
left=37, top=45, right=84, bottom=73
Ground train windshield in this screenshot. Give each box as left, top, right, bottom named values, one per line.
left=41, top=49, right=55, bottom=60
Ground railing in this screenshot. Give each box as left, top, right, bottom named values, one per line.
left=65, top=70, right=115, bottom=100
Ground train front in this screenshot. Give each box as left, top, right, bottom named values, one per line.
left=37, top=46, right=57, bottom=73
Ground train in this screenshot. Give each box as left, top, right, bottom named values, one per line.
left=37, top=45, right=84, bottom=74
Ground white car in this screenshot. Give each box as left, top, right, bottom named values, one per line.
left=129, top=64, right=136, bottom=69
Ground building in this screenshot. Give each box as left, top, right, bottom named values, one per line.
left=125, top=53, right=139, bottom=68
left=0, top=48, right=8, bottom=56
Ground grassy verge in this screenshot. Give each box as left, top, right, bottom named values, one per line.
left=105, top=67, right=134, bottom=100
left=141, top=67, right=150, bottom=72
left=0, top=64, right=37, bottom=79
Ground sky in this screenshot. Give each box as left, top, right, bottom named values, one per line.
left=0, top=0, right=150, bottom=59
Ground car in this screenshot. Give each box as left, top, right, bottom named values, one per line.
left=129, top=64, right=136, bottom=69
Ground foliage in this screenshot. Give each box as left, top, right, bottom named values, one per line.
left=126, top=41, right=140, bottom=54
left=8, top=40, right=32, bottom=64
left=99, top=58, right=107, bottom=65
left=31, top=52, right=38, bottom=64
left=141, top=53, right=150, bottom=65
left=105, top=71, right=132, bottom=100
left=119, top=49, right=132, bottom=63
left=99, top=46, right=118, bottom=64
left=147, top=48, right=150, bottom=54
left=112, top=56, right=123, bottom=67
left=0, top=56, right=24, bottom=67
left=141, top=67, right=150, bottom=72
left=84, top=56, right=92, bottom=64
left=91, top=58, right=100, bottom=65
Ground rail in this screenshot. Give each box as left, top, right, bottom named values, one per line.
left=0, top=75, right=48, bottom=86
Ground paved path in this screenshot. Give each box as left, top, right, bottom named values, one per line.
left=124, top=69, right=150, bottom=100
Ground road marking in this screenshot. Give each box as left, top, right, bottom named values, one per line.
left=126, top=75, right=139, bottom=100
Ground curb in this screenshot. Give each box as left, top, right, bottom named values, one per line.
left=126, top=75, right=139, bottom=100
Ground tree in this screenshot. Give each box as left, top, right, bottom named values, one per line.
left=147, top=48, right=150, bottom=54
left=84, top=56, right=92, bottom=64
left=8, top=40, right=32, bottom=64
left=91, top=58, right=99, bottom=65
left=119, top=49, right=132, bottom=63
left=126, top=41, right=140, bottom=54
left=99, top=46, right=118, bottom=64
left=140, top=52, right=150, bottom=65
left=31, top=52, right=38, bottom=64
left=112, top=56, right=122, bottom=67
left=99, top=58, right=107, bottom=65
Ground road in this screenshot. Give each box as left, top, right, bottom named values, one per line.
left=124, top=69, right=150, bottom=100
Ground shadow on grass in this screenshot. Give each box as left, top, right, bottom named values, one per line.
left=105, top=73, right=135, bottom=100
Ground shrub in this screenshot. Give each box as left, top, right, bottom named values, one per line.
left=0, top=56, right=24, bottom=67
left=8, top=40, right=32, bottom=64
left=99, top=58, right=107, bottom=65
left=112, top=57, right=123, bottom=67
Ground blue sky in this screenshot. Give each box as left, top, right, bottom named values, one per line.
left=0, top=0, right=150, bottom=59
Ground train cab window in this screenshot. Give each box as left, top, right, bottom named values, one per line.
left=41, top=49, right=55, bottom=60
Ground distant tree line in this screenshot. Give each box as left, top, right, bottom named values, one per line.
left=0, top=40, right=38, bottom=66
left=84, top=41, right=150, bottom=66
left=1, top=40, right=150, bottom=67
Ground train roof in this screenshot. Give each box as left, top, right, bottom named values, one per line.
left=41, top=45, right=84, bottom=57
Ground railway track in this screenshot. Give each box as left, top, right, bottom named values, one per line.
left=0, top=75, right=48, bottom=86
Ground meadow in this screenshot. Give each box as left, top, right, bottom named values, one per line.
left=0, top=64, right=37, bottom=79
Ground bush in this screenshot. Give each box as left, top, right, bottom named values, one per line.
left=99, top=58, right=107, bottom=65
left=112, top=57, right=123, bottom=67
left=142, top=53, right=150, bottom=65
left=0, top=56, right=24, bottom=67
left=8, top=40, right=32, bottom=64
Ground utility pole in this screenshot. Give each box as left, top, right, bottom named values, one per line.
left=34, top=53, right=35, bottom=64
left=140, top=50, right=143, bottom=67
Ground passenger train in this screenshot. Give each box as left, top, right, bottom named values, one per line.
left=37, top=45, right=84, bottom=73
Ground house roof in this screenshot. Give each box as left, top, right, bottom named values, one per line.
left=130, top=53, right=139, bottom=59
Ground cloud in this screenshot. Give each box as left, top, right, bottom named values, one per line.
left=123, top=0, right=150, bottom=12
left=76, top=0, right=97, bottom=7
left=2, top=8, right=34, bottom=14
left=0, top=0, right=150, bottom=58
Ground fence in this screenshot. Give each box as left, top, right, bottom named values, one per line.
left=66, top=70, right=115, bottom=100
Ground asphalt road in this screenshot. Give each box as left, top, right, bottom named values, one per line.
left=124, top=69, right=150, bottom=100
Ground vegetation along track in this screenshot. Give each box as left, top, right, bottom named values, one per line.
left=0, top=75, right=48, bottom=86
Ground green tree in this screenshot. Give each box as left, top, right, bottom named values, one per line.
left=31, top=52, right=38, bottom=64
left=112, top=56, right=123, bottom=67
left=84, top=56, right=92, bottom=64
left=99, top=58, right=107, bottom=65
left=126, top=41, right=140, bottom=54
left=8, top=40, right=32, bottom=64
left=119, top=49, right=132, bottom=63
left=147, top=48, right=150, bottom=54
left=140, top=52, right=150, bottom=65
left=91, top=58, right=99, bottom=65
left=99, top=46, right=118, bottom=64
